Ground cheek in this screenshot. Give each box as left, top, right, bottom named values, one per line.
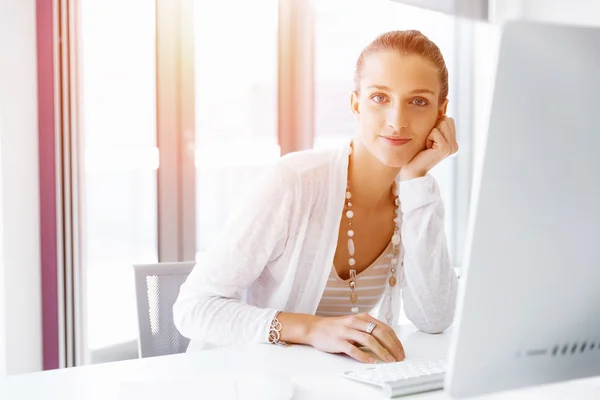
left=358, top=103, right=386, bottom=130
left=411, top=111, right=439, bottom=138
left=363, top=101, right=384, bottom=117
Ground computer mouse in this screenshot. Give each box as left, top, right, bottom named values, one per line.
left=234, top=372, right=294, bottom=400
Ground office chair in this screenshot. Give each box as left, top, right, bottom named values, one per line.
left=133, top=261, right=194, bottom=358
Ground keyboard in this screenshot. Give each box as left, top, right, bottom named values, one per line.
left=339, top=358, right=447, bottom=398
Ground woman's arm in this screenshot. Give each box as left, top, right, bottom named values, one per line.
left=173, top=160, right=407, bottom=363
left=173, top=161, right=299, bottom=346
left=398, top=174, right=458, bottom=333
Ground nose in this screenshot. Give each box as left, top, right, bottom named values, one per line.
left=387, top=105, right=408, bottom=131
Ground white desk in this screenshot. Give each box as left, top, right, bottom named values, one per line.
left=1, top=325, right=599, bottom=399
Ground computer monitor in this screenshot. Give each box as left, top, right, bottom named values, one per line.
left=446, top=20, right=600, bottom=398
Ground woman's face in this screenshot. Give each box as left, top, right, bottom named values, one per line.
left=351, top=51, right=448, bottom=168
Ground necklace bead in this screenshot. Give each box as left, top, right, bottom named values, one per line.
left=345, top=143, right=400, bottom=323
left=347, top=239, right=355, bottom=256
left=343, top=184, right=400, bottom=322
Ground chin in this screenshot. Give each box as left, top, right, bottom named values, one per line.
left=373, top=145, right=416, bottom=168
left=374, top=150, right=413, bottom=169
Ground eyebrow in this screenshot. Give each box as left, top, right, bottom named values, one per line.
left=409, top=89, right=436, bottom=96
left=366, top=84, right=393, bottom=91
left=366, top=85, right=436, bottom=96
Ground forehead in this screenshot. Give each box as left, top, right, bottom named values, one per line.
left=360, top=51, right=440, bottom=94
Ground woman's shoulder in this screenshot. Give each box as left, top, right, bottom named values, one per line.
left=252, top=142, right=348, bottom=201
left=278, top=143, right=347, bottom=178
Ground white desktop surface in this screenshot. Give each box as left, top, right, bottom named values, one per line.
left=1, top=325, right=599, bottom=399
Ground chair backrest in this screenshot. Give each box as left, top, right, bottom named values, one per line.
left=133, top=261, right=195, bottom=358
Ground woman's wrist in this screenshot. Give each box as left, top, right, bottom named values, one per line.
left=276, top=312, right=322, bottom=346
left=399, top=167, right=427, bottom=181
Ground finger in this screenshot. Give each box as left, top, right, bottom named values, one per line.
left=439, top=116, right=456, bottom=137
left=361, top=315, right=401, bottom=348
left=448, top=117, right=456, bottom=142
left=429, top=129, right=451, bottom=156
left=448, top=118, right=458, bottom=154
left=435, top=120, right=452, bottom=145
left=363, top=316, right=405, bottom=361
left=346, top=329, right=396, bottom=363
left=436, top=117, right=455, bottom=141
left=344, top=342, right=376, bottom=364
left=437, top=117, right=458, bottom=154
left=346, top=315, right=403, bottom=361
left=382, top=330, right=405, bottom=361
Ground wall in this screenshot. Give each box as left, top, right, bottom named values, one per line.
left=0, top=0, right=43, bottom=375
left=522, top=0, right=600, bottom=27
left=471, top=21, right=501, bottom=180
left=472, top=0, right=600, bottom=176
left=0, top=114, right=4, bottom=377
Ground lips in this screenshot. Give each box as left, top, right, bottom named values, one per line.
left=380, top=136, right=412, bottom=146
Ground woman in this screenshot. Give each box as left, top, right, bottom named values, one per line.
left=174, top=30, right=459, bottom=364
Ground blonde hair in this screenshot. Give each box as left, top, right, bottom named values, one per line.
left=354, top=30, right=449, bottom=104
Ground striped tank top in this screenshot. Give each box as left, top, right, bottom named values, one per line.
left=315, top=242, right=392, bottom=317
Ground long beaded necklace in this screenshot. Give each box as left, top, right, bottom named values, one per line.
left=346, top=145, right=401, bottom=325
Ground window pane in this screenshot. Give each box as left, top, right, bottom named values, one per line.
left=194, top=0, right=279, bottom=256
left=80, top=0, right=157, bottom=359
left=313, top=0, right=458, bottom=264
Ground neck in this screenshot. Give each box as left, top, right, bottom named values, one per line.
left=347, top=141, right=400, bottom=210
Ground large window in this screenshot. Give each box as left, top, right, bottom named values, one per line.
left=60, top=0, right=476, bottom=367
left=193, top=0, right=280, bottom=256
left=80, top=0, right=158, bottom=361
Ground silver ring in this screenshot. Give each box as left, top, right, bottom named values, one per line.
left=365, top=322, right=377, bottom=335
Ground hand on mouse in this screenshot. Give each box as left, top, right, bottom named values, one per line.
left=307, top=313, right=405, bottom=363
left=400, top=116, right=458, bottom=181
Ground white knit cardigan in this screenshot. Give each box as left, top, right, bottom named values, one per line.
left=173, top=142, right=458, bottom=351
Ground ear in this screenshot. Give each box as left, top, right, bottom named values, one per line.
left=350, top=90, right=360, bottom=120
left=438, top=98, right=449, bottom=118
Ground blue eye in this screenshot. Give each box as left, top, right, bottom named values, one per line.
left=371, top=94, right=388, bottom=103
left=412, top=98, right=428, bottom=106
